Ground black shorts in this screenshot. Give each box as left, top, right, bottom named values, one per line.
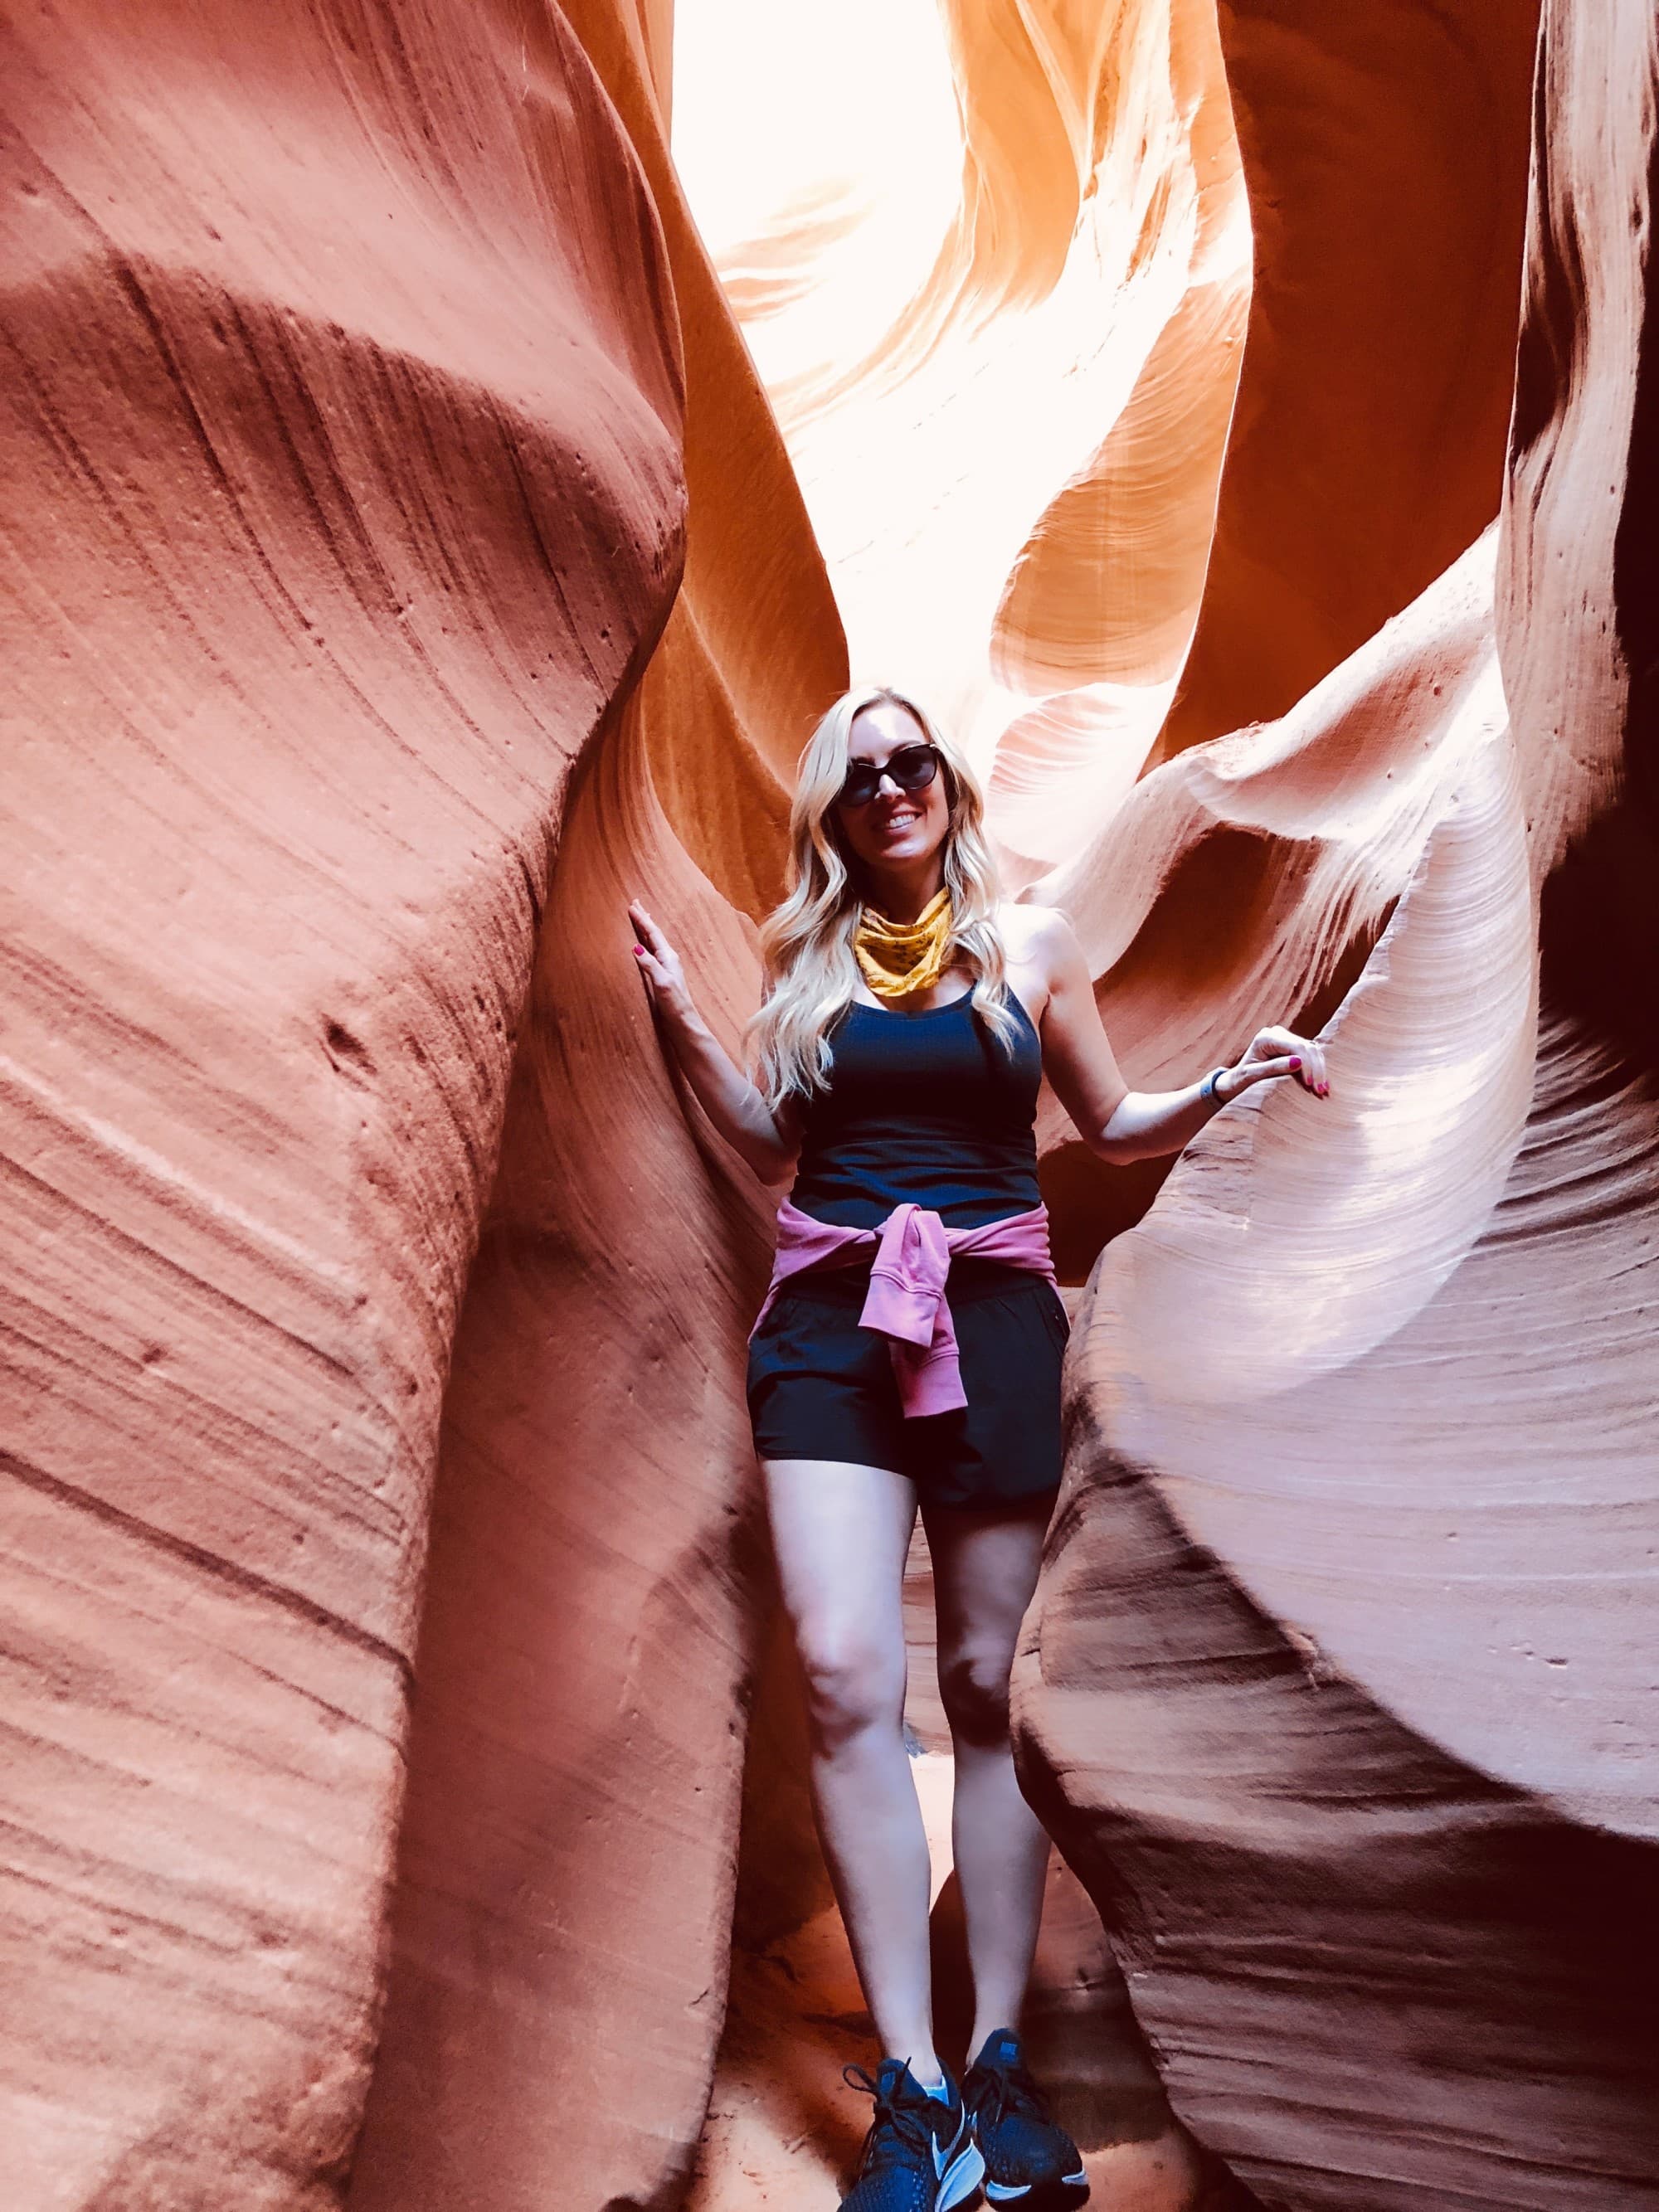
left=747, top=1261, right=1069, bottom=1511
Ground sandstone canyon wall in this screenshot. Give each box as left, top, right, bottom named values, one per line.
left=673, top=0, right=1252, bottom=873
left=346, top=4, right=849, bottom=2205
left=1014, top=2, right=1659, bottom=2206
left=1157, top=0, right=1545, bottom=760
left=4, top=0, right=1657, bottom=2209
left=679, top=0, right=1658, bottom=2205
left=0, top=1, right=839, bottom=2206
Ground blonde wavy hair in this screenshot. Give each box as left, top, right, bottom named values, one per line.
left=752, top=685, right=1018, bottom=1107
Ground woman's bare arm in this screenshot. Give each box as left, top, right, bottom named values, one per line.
left=629, top=902, right=801, bottom=1185
left=1028, top=909, right=1330, bottom=1164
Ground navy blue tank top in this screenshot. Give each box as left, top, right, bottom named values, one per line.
left=788, top=992, right=1043, bottom=1230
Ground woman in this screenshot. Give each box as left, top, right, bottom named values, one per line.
left=629, top=686, right=1328, bottom=2212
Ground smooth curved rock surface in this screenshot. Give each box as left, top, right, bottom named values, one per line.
left=1157, top=0, right=1542, bottom=762
left=0, top=0, right=834, bottom=2205
left=674, top=0, right=1250, bottom=832
left=8, top=0, right=1658, bottom=2205
left=346, top=5, right=846, bottom=2209
left=0, top=1, right=685, bottom=2199
left=1016, top=2, right=1659, bottom=2206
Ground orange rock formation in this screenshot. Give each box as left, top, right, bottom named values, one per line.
left=2, top=0, right=1656, bottom=2208
left=1014, top=2, right=1659, bottom=2206
left=2, top=0, right=830, bottom=2203
left=674, top=0, right=1251, bottom=876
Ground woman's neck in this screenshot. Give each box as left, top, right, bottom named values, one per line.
left=861, top=859, right=945, bottom=925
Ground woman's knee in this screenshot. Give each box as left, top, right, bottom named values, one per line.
left=794, top=1625, right=906, bottom=1749
left=937, top=1644, right=1014, bottom=1746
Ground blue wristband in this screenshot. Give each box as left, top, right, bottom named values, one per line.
left=1200, top=1065, right=1229, bottom=1104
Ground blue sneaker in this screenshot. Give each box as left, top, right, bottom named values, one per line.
left=964, top=2030, right=1088, bottom=2206
left=839, top=2057, right=985, bottom=2211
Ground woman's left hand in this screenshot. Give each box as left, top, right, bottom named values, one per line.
left=1223, top=1025, right=1330, bottom=1101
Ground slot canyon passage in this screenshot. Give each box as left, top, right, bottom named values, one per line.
left=2, top=0, right=1657, bottom=2207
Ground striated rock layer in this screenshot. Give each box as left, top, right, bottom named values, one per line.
left=0, top=1, right=674, bottom=2199
left=7, top=0, right=1658, bottom=2205
left=674, top=0, right=1252, bottom=840
left=1156, top=0, right=1543, bottom=761
left=344, top=4, right=847, bottom=2208
left=1016, top=2, right=1659, bottom=2205
left=1, top=0, right=838, bottom=2205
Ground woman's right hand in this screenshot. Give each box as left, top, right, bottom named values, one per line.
left=629, top=901, right=693, bottom=1026
left=626, top=897, right=796, bottom=1182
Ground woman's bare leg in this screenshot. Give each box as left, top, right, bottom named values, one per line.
left=924, top=1501, right=1051, bottom=2056
left=761, top=1456, right=941, bottom=2078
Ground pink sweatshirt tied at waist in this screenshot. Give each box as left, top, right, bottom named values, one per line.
left=752, top=1198, right=1057, bottom=1419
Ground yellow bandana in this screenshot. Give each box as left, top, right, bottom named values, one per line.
left=854, top=889, right=955, bottom=1002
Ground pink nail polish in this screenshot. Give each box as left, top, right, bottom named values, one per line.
left=1290, top=1057, right=1303, bottom=1070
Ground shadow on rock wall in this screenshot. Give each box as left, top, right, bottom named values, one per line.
left=1018, top=2, right=1659, bottom=2206
left=0, top=0, right=687, bottom=2200
left=2, top=0, right=1656, bottom=2208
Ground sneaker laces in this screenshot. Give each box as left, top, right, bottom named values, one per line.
left=968, top=2053, right=1047, bottom=2132
left=844, top=2062, right=936, bottom=2176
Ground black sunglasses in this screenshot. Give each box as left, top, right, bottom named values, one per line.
left=837, top=741, right=942, bottom=809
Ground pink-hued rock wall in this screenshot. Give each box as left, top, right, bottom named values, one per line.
left=1, top=0, right=835, bottom=2204
left=345, top=13, right=849, bottom=2196
left=4, top=0, right=1657, bottom=2206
